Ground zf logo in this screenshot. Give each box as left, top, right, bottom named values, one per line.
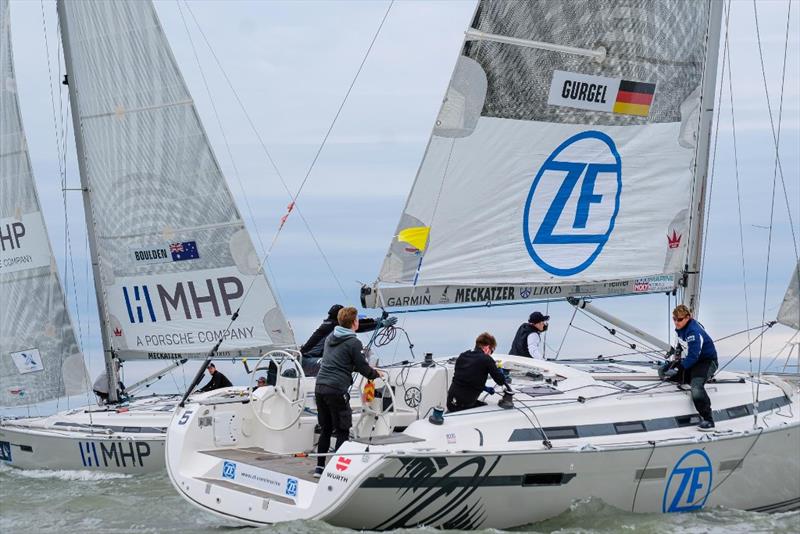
left=285, top=477, right=298, bottom=497
left=222, top=461, right=236, bottom=480
left=663, top=449, right=713, bottom=512
left=523, top=131, right=621, bottom=276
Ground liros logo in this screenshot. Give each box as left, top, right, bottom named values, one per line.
left=222, top=460, right=237, bottom=480
left=523, top=131, right=622, bottom=276
left=662, top=449, right=713, bottom=513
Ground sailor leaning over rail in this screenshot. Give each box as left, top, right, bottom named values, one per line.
left=313, top=306, right=383, bottom=478
left=669, top=304, right=719, bottom=431
left=447, top=332, right=511, bottom=412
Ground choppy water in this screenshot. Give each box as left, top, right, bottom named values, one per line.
left=1, top=464, right=797, bottom=534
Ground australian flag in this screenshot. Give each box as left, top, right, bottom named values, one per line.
left=170, top=241, right=200, bottom=261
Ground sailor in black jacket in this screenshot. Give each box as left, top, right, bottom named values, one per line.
left=198, top=363, right=232, bottom=392
left=447, top=332, right=509, bottom=412
left=299, top=304, right=396, bottom=376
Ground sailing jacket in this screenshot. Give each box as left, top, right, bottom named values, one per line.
left=315, top=328, right=378, bottom=394
left=675, top=318, right=717, bottom=370
left=300, top=314, right=380, bottom=358
left=509, top=323, right=542, bottom=358
left=450, top=348, right=508, bottom=397
left=198, top=370, right=232, bottom=392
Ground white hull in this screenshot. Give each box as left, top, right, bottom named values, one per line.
left=1, top=391, right=243, bottom=474
left=166, top=357, right=800, bottom=529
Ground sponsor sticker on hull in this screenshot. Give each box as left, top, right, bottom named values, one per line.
left=663, top=449, right=713, bottom=512
left=77, top=440, right=151, bottom=469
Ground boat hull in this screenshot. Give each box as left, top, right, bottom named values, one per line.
left=0, top=423, right=165, bottom=474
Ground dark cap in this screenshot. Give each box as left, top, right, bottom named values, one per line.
left=529, top=311, right=550, bottom=324
left=327, top=304, right=344, bottom=319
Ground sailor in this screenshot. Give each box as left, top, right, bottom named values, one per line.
left=197, top=362, right=233, bottom=392
left=299, top=304, right=397, bottom=376
left=447, top=332, right=510, bottom=412
left=672, top=305, right=718, bottom=431
left=92, top=359, right=125, bottom=405
left=254, top=376, right=268, bottom=389
left=509, top=311, right=549, bottom=359
left=313, top=306, right=382, bottom=478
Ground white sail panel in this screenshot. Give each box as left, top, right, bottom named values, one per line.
left=374, top=0, right=711, bottom=305
left=59, top=0, right=294, bottom=358
left=0, top=0, right=87, bottom=405
left=777, top=261, right=799, bottom=331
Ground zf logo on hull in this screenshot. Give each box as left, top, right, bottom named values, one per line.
left=523, top=131, right=622, bottom=276
left=663, top=449, right=713, bottom=512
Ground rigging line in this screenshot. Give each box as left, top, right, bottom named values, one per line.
left=714, top=322, right=774, bottom=374
left=699, top=0, right=732, bottom=299
left=753, top=0, right=799, bottom=261
left=554, top=306, right=578, bottom=360
left=763, top=330, right=799, bottom=371
left=631, top=441, right=657, bottom=513
left=180, top=2, right=352, bottom=300
left=725, top=34, right=755, bottom=385
left=174, top=1, right=289, bottom=313
left=573, top=305, right=661, bottom=355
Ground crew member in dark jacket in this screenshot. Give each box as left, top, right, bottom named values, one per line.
left=509, top=311, right=549, bottom=359
left=447, top=332, right=509, bottom=412
left=313, top=306, right=381, bottom=477
left=300, top=304, right=396, bottom=376
left=198, top=363, right=233, bottom=392
left=672, top=304, right=718, bottom=430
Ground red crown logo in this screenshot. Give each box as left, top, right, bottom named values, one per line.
left=113, top=328, right=123, bottom=337
left=667, top=230, right=682, bottom=249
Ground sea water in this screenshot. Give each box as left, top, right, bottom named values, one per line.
left=1, top=464, right=797, bottom=533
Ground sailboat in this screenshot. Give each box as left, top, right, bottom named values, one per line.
left=166, top=0, right=799, bottom=528
left=1, top=0, right=294, bottom=473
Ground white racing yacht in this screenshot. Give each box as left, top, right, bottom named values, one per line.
left=1, top=0, right=294, bottom=473
left=166, top=0, right=800, bottom=527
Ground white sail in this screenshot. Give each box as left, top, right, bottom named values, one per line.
left=366, top=0, right=716, bottom=308
left=0, top=0, right=87, bottom=405
left=777, top=261, right=800, bottom=331
left=58, top=0, right=294, bottom=360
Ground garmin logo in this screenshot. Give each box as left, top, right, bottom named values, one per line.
left=523, top=131, right=622, bottom=276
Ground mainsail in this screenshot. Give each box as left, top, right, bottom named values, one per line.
left=58, top=0, right=294, bottom=360
left=777, top=261, right=800, bottom=331
left=364, top=0, right=716, bottom=308
left=0, top=0, right=87, bottom=405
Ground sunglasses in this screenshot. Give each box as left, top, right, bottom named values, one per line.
left=672, top=316, right=687, bottom=322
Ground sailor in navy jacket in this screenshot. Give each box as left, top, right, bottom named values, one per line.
left=673, top=305, right=718, bottom=429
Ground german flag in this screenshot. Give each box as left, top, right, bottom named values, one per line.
left=613, top=80, right=656, bottom=117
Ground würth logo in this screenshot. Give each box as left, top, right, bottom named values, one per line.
left=113, top=328, right=123, bottom=337
left=667, top=230, right=682, bottom=249
left=335, top=456, right=351, bottom=472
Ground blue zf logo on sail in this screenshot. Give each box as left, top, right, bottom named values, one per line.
left=523, top=131, right=622, bottom=276
left=222, top=461, right=236, bottom=480
left=122, top=277, right=244, bottom=323
left=663, top=449, right=713, bottom=512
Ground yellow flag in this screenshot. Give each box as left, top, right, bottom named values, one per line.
left=397, top=226, right=430, bottom=252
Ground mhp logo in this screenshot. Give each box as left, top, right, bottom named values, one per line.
left=662, top=449, right=713, bottom=512
left=523, top=131, right=621, bottom=276
left=222, top=461, right=237, bottom=480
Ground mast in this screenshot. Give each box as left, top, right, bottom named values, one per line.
left=682, top=0, right=724, bottom=316
left=57, top=0, right=119, bottom=402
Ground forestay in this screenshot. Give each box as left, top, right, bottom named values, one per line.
left=58, top=0, right=294, bottom=360
left=777, top=261, right=799, bottom=331
left=0, top=0, right=87, bottom=405
left=365, top=0, right=715, bottom=308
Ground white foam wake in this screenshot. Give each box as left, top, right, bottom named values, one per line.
left=0, top=462, right=131, bottom=481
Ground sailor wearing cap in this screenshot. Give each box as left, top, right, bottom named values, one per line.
left=508, top=311, right=549, bottom=359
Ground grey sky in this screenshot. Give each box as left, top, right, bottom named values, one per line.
left=6, top=0, right=799, bottom=395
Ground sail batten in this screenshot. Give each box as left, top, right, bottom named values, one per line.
left=1, top=0, right=88, bottom=405
left=367, top=0, right=715, bottom=309
left=59, top=0, right=295, bottom=358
